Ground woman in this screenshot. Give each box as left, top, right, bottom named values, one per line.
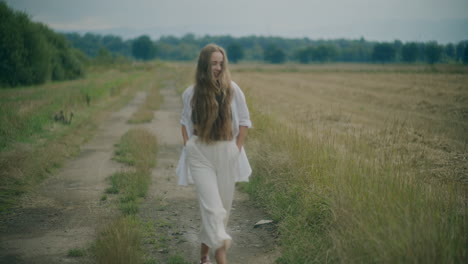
left=176, top=44, right=252, bottom=264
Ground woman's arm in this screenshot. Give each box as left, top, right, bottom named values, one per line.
left=236, top=126, right=248, bottom=151
left=181, top=125, right=189, bottom=146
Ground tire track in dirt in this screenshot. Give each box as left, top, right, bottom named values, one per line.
left=0, top=92, right=148, bottom=264
left=139, top=82, right=279, bottom=263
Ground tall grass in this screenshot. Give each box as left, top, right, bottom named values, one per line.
left=128, top=79, right=163, bottom=124
left=95, top=216, right=144, bottom=264
left=110, top=129, right=157, bottom=216
left=113, top=129, right=158, bottom=169
left=244, top=108, right=466, bottom=263
left=0, top=65, right=159, bottom=211
left=0, top=69, right=139, bottom=151
left=97, top=128, right=158, bottom=264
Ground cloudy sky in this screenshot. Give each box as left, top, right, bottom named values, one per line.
left=6, top=0, right=468, bottom=43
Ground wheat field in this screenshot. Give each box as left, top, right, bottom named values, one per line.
left=231, top=63, right=467, bottom=263
left=234, top=64, right=467, bottom=184
left=2, top=62, right=465, bottom=263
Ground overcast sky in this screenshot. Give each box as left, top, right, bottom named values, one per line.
left=6, top=0, right=468, bottom=43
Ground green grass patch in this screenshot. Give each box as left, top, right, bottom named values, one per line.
left=95, top=216, right=144, bottom=264
left=113, top=129, right=158, bottom=168
left=101, top=88, right=189, bottom=263
left=167, top=255, right=191, bottom=264
left=109, top=129, right=157, bottom=216
left=143, top=259, right=160, bottom=264
left=67, top=248, right=87, bottom=257
left=119, top=201, right=139, bottom=215
left=0, top=69, right=140, bottom=152
left=0, top=65, right=160, bottom=212
left=128, top=110, right=154, bottom=124
left=128, top=79, right=163, bottom=124
left=98, top=127, right=159, bottom=263
left=105, top=186, right=119, bottom=194
left=108, top=170, right=148, bottom=201
left=244, top=107, right=466, bottom=263
left=94, top=63, right=192, bottom=264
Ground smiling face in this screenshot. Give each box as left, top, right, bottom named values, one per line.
left=195, top=44, right=230, bottom=86
left=210, top=51, right=224, bottom=80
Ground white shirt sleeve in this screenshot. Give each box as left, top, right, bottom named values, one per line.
left=232, top=82, right=252, bottom=128
left=180, top=86, right=193, bottom=128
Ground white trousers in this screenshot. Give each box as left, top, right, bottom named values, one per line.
left=185, top=136, right=240, bottom=249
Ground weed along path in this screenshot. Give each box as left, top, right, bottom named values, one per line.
left=0, top=92, right=148, bottom=264
left=139, top=81, right=279, bottom=263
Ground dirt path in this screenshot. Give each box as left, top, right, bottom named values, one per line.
left=139, top=81, right=279, bottom=263
left=0, top=80, right=279, bottom=264
left=0, top=92, right=147, bottom=264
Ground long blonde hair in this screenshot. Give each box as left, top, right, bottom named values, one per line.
left=191, top=44, right=233, bottom=143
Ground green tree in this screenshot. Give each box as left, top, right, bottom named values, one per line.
left=180, top=33, right=196, bottom=44
left=246, top=43, right=264, bottom=61
left=371, top=43, right=396, bottom=63
left=444, top=43, right=455, bottom=60
left=455, top=42, right=465, bottom=62
left=0, top=3, right=47, bottom=86
left=81, top=33, right=102, bottom=56
left=296, top=47, right=313, bottom=63
left=95, top=47, right=114, bottom=65
left=463, top=45, right=468, bottom=64
left=313, top=44, right=337, bottom=62
left=101, top=35, right=130, bottom=56
left=401, top=42, right=419, bottom=63
left=38, top=23, right=83, bottom=81
left=0, top=2, right=83, bottom=87
left=393, top=39, right=403, bottom=60
left=132, top=35, right=156, bottom=61
left=424, top=42, right=442, bottom=64
left=173, top=43, right=198, bottom=60
left=226, top=42, right=244, bottom=63
left=264, top=45, right=286, bottom=64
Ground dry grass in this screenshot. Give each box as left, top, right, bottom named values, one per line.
left=234, top=63, right=467, bottom=263
left=166, top=62, right=196, bottom=94
left=0, top=66, right=158, bottom=211
left=128, top=61, right=193, bottom=124
left=0, top=61, right=187, bottom=263
left=113, top=129, right=158, bottom=170
left=128, top=80, right=162, bottom=124
left=95, top=216, right=143, bottom=264
left=97, top=128, right=159, bottom=263
left=234, top=64, right=468, bottom=184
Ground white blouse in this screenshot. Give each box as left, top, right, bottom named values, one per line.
left=176, top=81, right=252, bottom=186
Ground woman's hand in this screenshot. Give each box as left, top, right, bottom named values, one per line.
left=236, top=142, right=242, bottom=152
left=181, top=125, right=188, bottom=146
left=236, top=126, right=248, bottom=152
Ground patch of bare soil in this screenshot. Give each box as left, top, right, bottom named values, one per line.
left=0, top=92, right=147, bottom=264
left=139, top=82, right=279, bottom=263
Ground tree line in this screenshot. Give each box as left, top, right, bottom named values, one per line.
left=2, top=1, right=468, bottom=88
left=64, top=32, right=468, bottom=65
left=0, top=2, right=85, bottom=87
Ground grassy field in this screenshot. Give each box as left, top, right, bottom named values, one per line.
left=96, top=128, right=158, bottom=264
left=0, top=61, right=193, bottom=264
left=230, top=63, right=467, bottom=263
left=0, top=63, right=161, bottom=211
left=1, top=61, right=466, bottom=263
